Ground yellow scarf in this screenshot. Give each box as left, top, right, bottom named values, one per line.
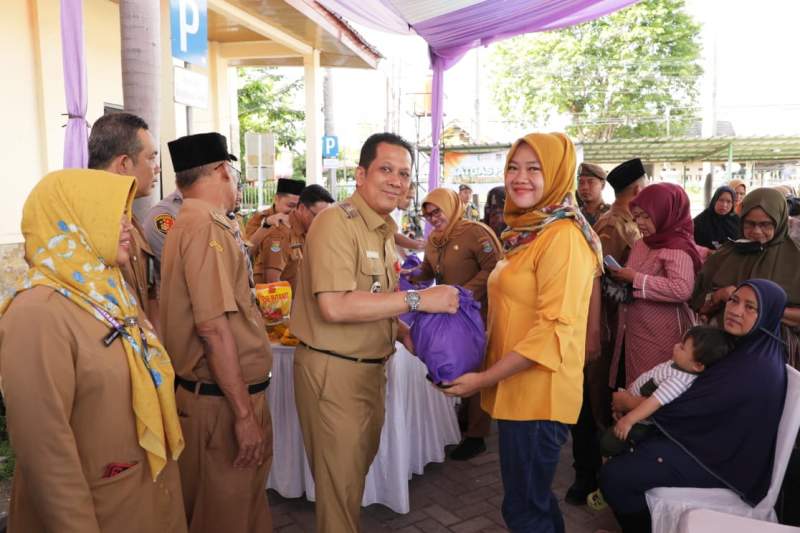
left=0, top=169, right=184, bottom=480
left=501, top=132, right=603, bottom=269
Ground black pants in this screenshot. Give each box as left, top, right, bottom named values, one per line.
left=570, top=374, right=602, bottom=489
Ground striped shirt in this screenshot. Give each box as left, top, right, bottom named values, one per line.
left=628, top=360, right=697, bottom=406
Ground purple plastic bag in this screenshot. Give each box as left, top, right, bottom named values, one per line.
left=410, top=286, right=486, bottom=384
left=398, top=254, right=433, bottom=326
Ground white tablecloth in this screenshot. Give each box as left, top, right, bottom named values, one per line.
left=266, top=343, right=460, bottom=514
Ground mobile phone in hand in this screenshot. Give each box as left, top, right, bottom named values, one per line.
left=604, top=255, right=622, bottom=270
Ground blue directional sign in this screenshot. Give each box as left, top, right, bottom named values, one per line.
left=171, top=0, right=208, bottom=66
left=322, top=136, right=339, bottom=158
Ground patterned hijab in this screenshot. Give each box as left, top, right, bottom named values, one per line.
left=629, top=182, right=703, bottom=273
left=501, top=132, right=603, bottom=269
left=0, top=169, right=184, bottom=480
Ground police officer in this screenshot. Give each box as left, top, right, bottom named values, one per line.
left=458, top=183, right=481, bottom=221
left=577, top=162, right=610, bottom=226
left=290, top=133, right=459, bottom=532
left=255, top=183, right=335, bottom=292
left=565, top=158, right=646, bottom=506
left=88, top=112, right=161, bottom=331
left=159, top=132, right=273, bottom=533
left=143, top=188, right=183, bottom=268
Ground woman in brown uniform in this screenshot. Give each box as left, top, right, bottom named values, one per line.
left=413, top=187, right=503, bottom=460
left=0, top=169, right=186, bottom=533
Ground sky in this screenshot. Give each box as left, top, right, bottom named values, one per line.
left=268, top=0, right=800, bottom=173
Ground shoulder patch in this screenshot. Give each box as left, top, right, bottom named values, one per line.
left=153, top=214, right=174, bottom=235
left=338, top=202, right=359, bottom=219
left=482, top=241, right=494, bottom=253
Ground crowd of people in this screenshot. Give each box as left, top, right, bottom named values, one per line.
left=0, top=110, right=798, bottom=533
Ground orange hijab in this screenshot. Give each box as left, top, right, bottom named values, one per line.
left=501, top=132, right=603, bottom=269
left=729, top=179, right=747, bottom=215
left=423, top=188, right=466, bottom=249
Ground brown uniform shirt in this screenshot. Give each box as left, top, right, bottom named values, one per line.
left=255, top=210, right=305, bottom=292
left=0, top=286, right=186, bottom=533
left=593, top=202, right=641, bottom=265
left=417, top=220, right=501, bottom=320
left=160, top=198, right=272, bottom=384
left=244, top=206, right=275, bottom=239
left=290, top=191, right=399, bottom=359
left=120, top=217, right=157, bottom=315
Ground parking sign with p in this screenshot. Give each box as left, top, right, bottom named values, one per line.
left=170, top=0, right=208, bottom=66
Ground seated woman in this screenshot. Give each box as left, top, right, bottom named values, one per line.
left=692, top=188, right=800, bottom=366
left=599, top=279, right=788, bottom=533
left=729, top=178, right=747, bottom=215
left=608, top=182, right=701, bottom=388
left=412, top=187, right=503, bottom=460
left=0, top=169, right=186, bottom=532
left=693, top=186, right=739, bottom=250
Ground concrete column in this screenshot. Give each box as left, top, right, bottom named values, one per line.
left=158, top=0, right=178, bottom=195
left=304, top=49, right=322, bottom=185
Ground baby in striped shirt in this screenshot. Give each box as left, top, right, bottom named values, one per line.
left=604, top=326, right=734, bottom=456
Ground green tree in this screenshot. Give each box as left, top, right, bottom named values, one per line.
left=237, top=67, right=305, bottom=166
left=491, top=0, right=702, bottom=141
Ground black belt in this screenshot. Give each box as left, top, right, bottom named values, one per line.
left=175, top=374, right=271, bottom=396
left=299, top=342, right=387, bottom=365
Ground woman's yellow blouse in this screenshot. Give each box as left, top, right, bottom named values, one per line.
left=481, top=220, right=596, bottom=423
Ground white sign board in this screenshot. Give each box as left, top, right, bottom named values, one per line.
left=173, top=66, right=208, bottom=108
left=323, top=158, right=341, bottom=169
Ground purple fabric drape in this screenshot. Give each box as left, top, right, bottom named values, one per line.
left=61, top=0, right=89, bottom=168
left=316, top=0, right=640, bottom=189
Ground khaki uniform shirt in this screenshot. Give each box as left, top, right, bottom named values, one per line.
left=244, top=207, right=275, bottom=239
left=417, top=221, right=502, bottom=320
left=255, top=210, right=305, bottom=292
left=593, top=202, right=641, bottom=265
left=0, top=286, right=186, bottom=533
left=160, top=198, right=271, bottom=384
left=120, top=217, right=157, bottom=315
left=290, top=191, right=399, bottom=359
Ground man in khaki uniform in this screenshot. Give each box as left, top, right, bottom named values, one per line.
left=577, top=162, right=610, bottom=226
left=565, top=158, right=646, bottom=506
left=244, top=178, right=304, bottom=252
left=290, top=133, right=460, bottom=532
left=458, top=184, right=481, bottom=221
left=254, top=184, right=334, bottom=290
left=160, top=133, right=273, bottom=533
left=89, top=112, right=161, bottom=331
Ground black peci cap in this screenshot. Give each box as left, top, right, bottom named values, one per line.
left=168, top=132, right=237, bottom=173
left=276, top=178, right=305, bottom=195
left=607, top=158, right=646, bottom=193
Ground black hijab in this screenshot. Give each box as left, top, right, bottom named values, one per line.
left=693, top=186, right=739, bottom=249
left=653, top=279, right=788, bottom=506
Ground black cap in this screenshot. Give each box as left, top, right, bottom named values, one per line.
left=276, top=178, right=305, bottom=195
left=168, top=132, right=237, bottom=173
left=607, top=158, right=646, bottom=193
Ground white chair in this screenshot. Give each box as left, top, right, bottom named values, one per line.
left=677, top=509, right=800, bottom=533
left=646, top=365, right=800, bottom=533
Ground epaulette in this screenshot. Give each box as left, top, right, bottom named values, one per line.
left=338, top=201, right=359, bottom=219
left=210, top=211, right=234, bottom=231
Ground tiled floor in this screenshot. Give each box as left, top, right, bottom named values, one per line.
left=269, top=431, right=620, bottom=532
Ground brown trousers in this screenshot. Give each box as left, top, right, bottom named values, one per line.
left=175, top=387, right=273, bottom=533
left=293, top=346, right=386, bottom=533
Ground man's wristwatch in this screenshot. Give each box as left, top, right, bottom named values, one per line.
left=404, top=290, right=421, bottom=312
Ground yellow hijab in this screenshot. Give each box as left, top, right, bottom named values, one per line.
left=423, top=188, right=466, bottom=249
left=0, top=169, right=184, bottom=480
left=501, top=132, right=603, bottom=268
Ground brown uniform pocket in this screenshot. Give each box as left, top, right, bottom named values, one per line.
left=90, top=461, right=148, bottom=530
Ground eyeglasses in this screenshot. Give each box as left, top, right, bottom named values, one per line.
left=742, top=220, right=775, bottom=232
left=216, top=161, right=241, bottom=182
left=422, top=207, right=443, bottom=221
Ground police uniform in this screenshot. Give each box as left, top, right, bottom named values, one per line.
left=159, top=133, right=273, bottom=533
left=290, top=190, right=398, bottom=532
left=462, top=202, right=481, bottom=222
left=120, top=217, right=157, bottom=317
left=577, top=162, right=610, bottom=227
left=143, top=189, right=183, bottom=266
left=253, top=210, right=305, bottom=292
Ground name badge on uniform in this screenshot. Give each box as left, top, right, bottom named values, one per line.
left=366, top=250, right=380, bottom=260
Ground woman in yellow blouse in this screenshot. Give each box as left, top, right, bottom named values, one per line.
left=446, top=132, right=602, bottom=533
